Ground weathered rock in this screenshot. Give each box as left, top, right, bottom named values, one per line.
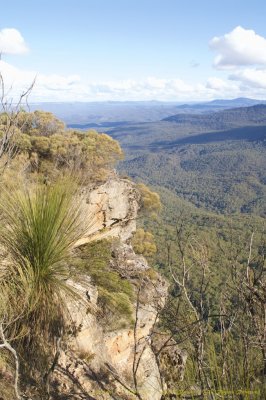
left=52, top=177, right=168, bottom=400
left=151, top=334, right=188, bottom=391
left=75, top=177, right=141, bottom=246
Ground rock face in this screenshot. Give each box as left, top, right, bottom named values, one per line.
left=76, top=177, right=141, bottom=246
left=52, top=177, right=168, bottom=400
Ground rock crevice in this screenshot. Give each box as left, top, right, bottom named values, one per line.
left=53, top=178, right=168, bottom=400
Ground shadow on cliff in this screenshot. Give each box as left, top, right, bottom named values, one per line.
left=51, top=364, right=121, bottom=400
left=50, top=365, right=97, bottom=400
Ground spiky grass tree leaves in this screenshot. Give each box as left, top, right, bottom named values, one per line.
left=0, top=179, right=84, bottom=344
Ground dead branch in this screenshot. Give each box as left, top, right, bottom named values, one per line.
left=0, top=323, right=21, bottom=400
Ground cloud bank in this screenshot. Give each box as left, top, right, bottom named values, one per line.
left=0, top=28, right=29, bottom=54
left=229, top=68, right=266, bottom=89
left=0, top=59, right=242, bottom=102
left=1, top=58, right=265, bottom=102
left=1, top=26, right=266, bottom=102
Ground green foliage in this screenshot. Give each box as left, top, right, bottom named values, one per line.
left=132, top=228, right=157, bottom=257
left=1, top=103, right=265, bottom=397
left=0, top=110, right=124, bottom=182
left=0, top=179, right=84, bottom=373
left=111, top=108, right=266, bottom=395
left=0, top=110, right=125, bottom=395
left=74, top=240, right=134, bottom=328
left=137, top=182, right=162, bottom=216
left=112, top=107, right=266, bottom=216
left=156, top=221, right=266, bottom=398
left=16, top=110, right=65, bottom=136
left=122, top=139, right=266, bottom=216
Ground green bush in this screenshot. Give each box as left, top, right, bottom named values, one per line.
left=0, top=110, right=123, bottom=182
left=75, top=240, right=134, bottom=327
left=0, top=178, right=84, bottom=377
left=132, top=228, right=157, bottom=257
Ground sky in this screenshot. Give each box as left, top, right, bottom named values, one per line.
left=1, top=0, right=266, bottom=102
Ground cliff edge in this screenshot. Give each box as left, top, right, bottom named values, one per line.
left=51, top=177, right=168, bottom=400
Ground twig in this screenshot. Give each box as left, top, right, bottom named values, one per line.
left=0, top=323, right=21, bottom=399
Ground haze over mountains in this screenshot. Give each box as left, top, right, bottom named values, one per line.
left=30, top=97, right=266, bottom=125
left=101, top=102, right=266, bottom=216
left=31, top=98, right=266, bottom=216
left=105, top=104, right=266, bottom=149
left=3, top=2, right=266, bottom=394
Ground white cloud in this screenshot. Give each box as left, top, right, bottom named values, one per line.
left=0, top=28, right=28, bottom=55
left=1, top=26, right=266, bottom=102
left=206, top=77, right=233, bottom=90
left=1, top=59, right=265, bottom=102
left=210, top=26, right=266, bottom=69
left=229, top=68, right=266, bottom=89
left=0, top=60, right=82, bottom=101
left=0, top=60, right=201, bottom=101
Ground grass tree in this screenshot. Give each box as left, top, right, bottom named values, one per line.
left=0, top=178, right=85, bottom=395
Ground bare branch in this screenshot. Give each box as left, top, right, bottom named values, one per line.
left=0, top=323, right=21, bottom=400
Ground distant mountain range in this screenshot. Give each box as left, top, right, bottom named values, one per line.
left=29, top=98, right=266, bottom=126
left=28, top=99, right=266, bottom=215
left=163, top=104, right=266, bottom=128
left=103, top=104, right=266, bottom=151
left=104, top=103, right=266, bottom=216
left=30, top=101, right=182, bottom=124
left=165, top=98, right=266, bottom=115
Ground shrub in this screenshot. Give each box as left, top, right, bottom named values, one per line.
left=136, top=183, right=162, bottom=217
left=0, top=178, right=85, bottom=375
left=75, top=240, right=134, bottom=327
left=132, top=228, right=157, bottom=257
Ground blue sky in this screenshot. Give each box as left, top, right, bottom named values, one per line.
left=1, top=0, right=266, bottom=101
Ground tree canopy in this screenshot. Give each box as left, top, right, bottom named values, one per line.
left=0, top=110, right=124, bottom=182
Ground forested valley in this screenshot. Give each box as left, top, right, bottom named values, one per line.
left=107, top=103, right=266, bottom=398
left=2, top=1, right=266, bottom=398
left=0, top=100, right=265, bottom=399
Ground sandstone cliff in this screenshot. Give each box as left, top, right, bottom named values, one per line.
left=51, top=178, right=168, bottom=400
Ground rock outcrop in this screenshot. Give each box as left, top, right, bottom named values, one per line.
left=52, top=177, right=168, bottom=400
left=76, top=177, right=141, bottom=246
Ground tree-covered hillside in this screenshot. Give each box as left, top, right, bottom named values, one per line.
left=0, top=105, right=265, bottom=399
left=106, top=105, right=266, bottom=216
